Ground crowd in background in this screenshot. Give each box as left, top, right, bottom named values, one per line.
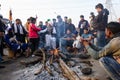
left=0, top=3, right=110, bottom=59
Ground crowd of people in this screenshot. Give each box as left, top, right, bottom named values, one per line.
left=0, top=3, right=120, bottom=80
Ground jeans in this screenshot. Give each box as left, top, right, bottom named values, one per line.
left=94, top=38, right=97, bottom=46
left=39, top=34, right=46, bottom=48
left=39, top=41, right=45, bottom=49
left=29, top=38, right=39, bottom=53
left=99, top=57, right=120, bottom=80
left=60, top=38, right=73, bottom=53
left=97, top=31, right=106, bottom=47
left=45, top=34, right=56, bottom=49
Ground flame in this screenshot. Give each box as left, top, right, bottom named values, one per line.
left=49, top=49, right=59, bottom=56
left=53, top=49, right=59, bottom=56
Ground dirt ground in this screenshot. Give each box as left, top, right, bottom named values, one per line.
left=0, top=56, right=109, bottom=80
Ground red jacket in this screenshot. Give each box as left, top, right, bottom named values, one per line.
left=29, top=23, right=41, bottom=38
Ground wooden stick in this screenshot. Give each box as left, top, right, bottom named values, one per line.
left=40, top=48, right=46, bottom=67
left=34, top=65, right=44, bottom=75
left=59, top=59, right=81, bottom=80
left=49, top=55, right=53, bottom=65
left=45, top=66, right=54, bottom=76
left=34, top=49, right=46, bottom=75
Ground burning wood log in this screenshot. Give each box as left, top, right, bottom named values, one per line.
left=34, top=48, right=88, bottom=78
left=34, top=64, right=44, bottom=75
left=34, top=49, right=55, bottom=76
left=51, top=63, right=62, bottom=73
left=59, top=59, right=81, bottom=80
left=40, top=48, right=46, bottom=66
left=33, top=49, right=43, bottom=56
left=67, top=47, right=79, bottom=54
left=53, top=48, right=59, bottom=56
left=34, top=49, right=46, bottom=75
left=44, top=65, right=54, bottom=76
left=49, top=49, right=60, bottom=63
left=49, top=55, right=53, bottom=65
left=20, top=56, right=41, bottom=66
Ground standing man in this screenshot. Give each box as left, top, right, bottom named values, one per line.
left=89, top=12, right=95, bottom=31
left=64, top=16, right=69, bottom=34
left=78, top=15, right=89, bottom=36
left=93, top=3, right=109, bottom=47
left=52, top=18, right=57, bottom=35
left=67, top=18, right=76, bottom=33
left=12, top=19, right=27, bottom=43
left=56, top=15, right=65, bottom=47
left=38, top=21, right=46, bottom=48
left=52, top=18, right=57, bottom=28
left=29, top=17, right=41, bottom=53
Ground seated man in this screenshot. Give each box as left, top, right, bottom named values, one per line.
left=81, top=28, right=93, bottom=43
left=81, top=28, right=93, bottom=53
left=73, top=30, right=81, bottom=49
left=82, top=22, right=120, bottom=80
left=60, top=29, right=75, bottom=53
left=4, top=28, right=28, bottom=58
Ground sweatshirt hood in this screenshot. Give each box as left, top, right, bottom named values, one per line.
left=103, top=8, right=109, bottom=16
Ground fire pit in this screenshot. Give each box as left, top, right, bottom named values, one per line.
left=18, top=49, right=98, bottom=80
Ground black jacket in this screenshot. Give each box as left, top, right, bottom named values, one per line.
left=0, top=19, right=5, bottom=33
left=66, top=23, right=76, bottom=33
left=93, top=9, right=109, bottom=31
left=11, top=23, right=27, bottom=36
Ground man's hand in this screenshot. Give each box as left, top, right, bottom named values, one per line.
left=80, top=37, right=89, bottom=46
left=82, top=40, right=89, bottom=46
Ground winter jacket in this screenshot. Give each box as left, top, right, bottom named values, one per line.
left=78, top=20, right=89, bottom=29
left=93, top=9, right=109, bottom=31
left=29, top=23, right=41, bottom=38
left=56, top=21, right=65, bottom=38
left=11, top=23, right=27, bottom=36
left=66, top=23, right=76, bottom=33
left=85, top=32, right=120, bottom=60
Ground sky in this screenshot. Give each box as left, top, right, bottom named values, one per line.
left=0, top=0, right=120, bottom=26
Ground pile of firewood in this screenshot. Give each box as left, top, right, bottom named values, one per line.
left=20, top=49, right=98, bottom=80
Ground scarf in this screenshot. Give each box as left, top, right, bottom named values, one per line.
left=14, top=23, right=24, bottom=34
